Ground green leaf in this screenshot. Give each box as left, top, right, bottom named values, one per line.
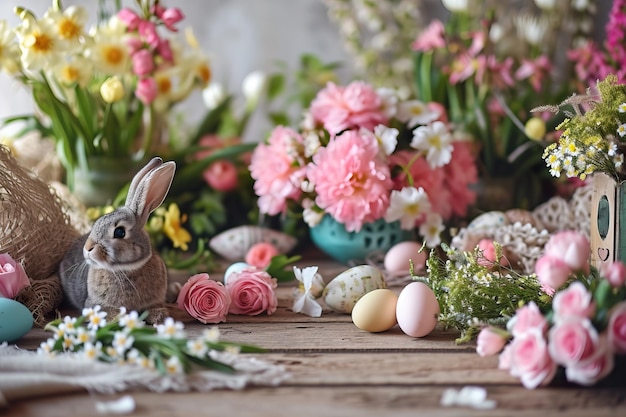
left=266, top=73, right=285, bottom=100
left=265, top=254, right=302, bottom=282
left=188, top=96, right=234, bottom=145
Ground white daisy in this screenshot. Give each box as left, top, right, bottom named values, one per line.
left=113, top=331, right=135, bottom=356
left=156, top=317, right=185, bottom=339
left=419, top=213, right=445, bottom=248
left=372, top=124, right=399, bottom=156
left=411, top=121, right=454, bottom=168
left=187, top=338, right=209, bottom=358
left=384, top=186, right=431, bottom=230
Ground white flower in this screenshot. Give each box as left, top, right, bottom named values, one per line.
left=373, top=125, right=398, bottom=156
left=118, top=310, right=144, bottom=330
left=165, top=355, right=184, bottom=375
left=83, top=306, right=107, bottom=330
left=411, top=121, right=454, bottom=168
left=0, top=21, right=21, bottom=74
left=84, top=28, right=130, bottom=76
left=292, top=266, right=325, bottom=318
left=302, top=199, right=324, bottom=228
left=59, top=315, right=77, bottom=334
left=303, top=131, right=322, bottom=158
left=61, top=335, right=75, bottom=351
left=37, top=339, right=56, bottom=357
left=619, top=103, right=626, bottom=113
left=82, top=341, right=103, bottom=361
left=113, top=331, right=135, bottom=356
left=385, top=186, right=431, bottom=230
left=376, top=87, right=399, bottom=119
left=242, top=70, right=267, bottom=108
left=72, top=326, right=95, bottom=345
left=396, top=100, right=439, bottom=128
left=617, top=123, right=626, bottom=137
left=15, top=13, right=64, bottom=71
left=419, top=213, right=444, bottom=248
left=202, top=81, right=226, bottom=110
left=202, top=327, right=220, bottom=343
left=515, top=15, right=548, bottom=46
left=441, top=0, right=469, bottom=12
left=156, top=317, right=185, bottom=339
left=533, top=0, right=556, bottom=10
left=45, top=5, right=88, bottom=51
left=187, top=338, right=209, bottom=358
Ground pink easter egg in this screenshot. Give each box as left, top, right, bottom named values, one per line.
left=395, top=281, right=440, bottom=337
left=383, top=241, right=427, bottom=274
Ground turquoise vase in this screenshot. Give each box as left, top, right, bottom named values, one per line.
left=309, top=216, right=406, bottom=264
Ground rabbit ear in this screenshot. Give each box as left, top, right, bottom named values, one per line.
left=125, top=158, right=176, bottom=224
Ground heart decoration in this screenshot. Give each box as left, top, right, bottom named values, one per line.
left=597, top=247, right=610, bottom=262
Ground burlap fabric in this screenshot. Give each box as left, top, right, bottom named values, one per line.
left=0, top=144, right=79, bottom=325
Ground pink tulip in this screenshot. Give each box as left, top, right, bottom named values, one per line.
left=476, top=326, right=508, bottom=357
left=601, top=261, right=626, bottom=287
left=203, top=160, right=239, bottom=192
left=543, top=230, right=590, bottom=274
left=535, top=255, right=572, bottom=292
left=131, top=49, right=154, bottom=76
left=0, top=253, right=30, bottom=298
left=135, top=77, right=158, bottom=104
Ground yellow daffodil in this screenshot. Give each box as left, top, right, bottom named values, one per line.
left=163, top=203, right=192, bottom=251
left=14, top=12, right=63, bottom=71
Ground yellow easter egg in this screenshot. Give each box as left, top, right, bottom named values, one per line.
left=351, top=288, right=398, bottom=333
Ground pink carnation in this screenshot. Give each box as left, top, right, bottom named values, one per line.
left=176, top=273, right=231, bottom=324
left=249, top=126, right=305, bottom=215
left=227, top=268, right=278, bottom=315
left=0, top=253, right=30, bottom=298
left=440, top=141, right=477, bottom=219
left=309, top=81, right=388, bottom=136
left=307, top=130, right=392, bottom=232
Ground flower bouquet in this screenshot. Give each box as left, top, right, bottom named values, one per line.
left=249, top=79, right=479, bottom=261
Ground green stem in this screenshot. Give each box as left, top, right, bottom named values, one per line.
left=141, top=104, right=156, bottom=159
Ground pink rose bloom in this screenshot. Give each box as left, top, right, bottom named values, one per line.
left=136, top=77, right=158, bottom=104
left=498, top=343, right=512, bottom=370
left=131, top=49, right=154, bottom=76
left=601, top=261, right=626, bottom=287
left=203, top=160, right=239, bottom=192
left=543, top=230, right=590, bottom=274
left=177, top=273, right=231, bottom=324
left=552, top=282, right=595, bottom=322
left=507, top=301, right=547, bottom=338
left=249, top=126, right=305, bottom=216
left=307, top=130, right=392, bottom=232
left=565, top=335, right=614, bottom=386
left=476, top=239, right=510, bottom=269
left=508, top=327, right=557, bottom=389
left=607, top=301, right=626, bottom=353
left=227, top=268, right=278, bottom=315
left=548, top=318, right=600, bottom=367
left=476, top=326, right=508, bottom=357
left=0, top=254, right=30, bottom=298
left=245, top=242, right=279, bottom=269
left=309, top=81, right=388, bottom=136
left=117, top=8, right=141, bottom=30
left=535, top=255, right=572, bottom=292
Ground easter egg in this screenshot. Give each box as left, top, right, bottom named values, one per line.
left=223, top=262, right=250, bottom=284
left=0, top=298, right=34, bottom=342
left=467, top=211, right=509, bottom=231
left=323, top=265, right=386, bottom=313
left=351, top=289, right=398, bottom=332
left=384, top=241, right=427, bottom=274
left=395, top=281, right=440, bottom=338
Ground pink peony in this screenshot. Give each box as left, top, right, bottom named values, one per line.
left=508, top=327, right=557, bottom=389
left=543, top=231, right=590, bottom=274
left=226, top=268, right=278, bottom=315
left=203, top=160, right=239, bottom=192
left=507, top=302, right=547, bottom=338
left=552, top=282, right=595, bottom=323
left=307, top=130, right=392, bottom=232
left=476, top=326, right=508, bottom=357
left=309, top=81, right=388, bottom=136
left=0, top=254, right=30, bottom=298
left=245, top=242, right=280, bottom=269
left=601, top=261, right=626, bottom=288
left=565, top=335, right=614, bottom=386
left=176, top=273, right=231, bottom=324
left=249, top=126, right=305, bottom=216
left=548, top=318, right=600, bottom=368
left=607, top=301, right=626, bottom=353
left=534, top=255, right=572, bottom=292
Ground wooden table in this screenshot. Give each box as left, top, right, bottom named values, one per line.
left=3, top=257, right=626, bottom=417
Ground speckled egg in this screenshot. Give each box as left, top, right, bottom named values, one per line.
left=467, top=211, right=509, bottom=231
left=395, top=282, right=440, bottom=338
left=0, top=298, right=33, bottom=343
left=323, top=265, right=387, bottom=313
left=351, top=289, right=398, bottom=333
left=384, top=241, right=427, bottom=274
left=223, top=262, right=250, bottom=284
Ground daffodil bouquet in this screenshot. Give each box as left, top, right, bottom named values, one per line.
left=0, top=0, right=210, bottom=188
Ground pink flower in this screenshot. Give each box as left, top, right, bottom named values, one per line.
left=245, top=242, right=280, bottom=269
left=548, top=318, right=600, bottom=368
left=131, top=49, right=154, bottom=76
left=412, top=20, right=446, bottom=51
left=552, top=281, right=595, bottom=323
left=508, top=327, right=557, bottom=389
left=440, top=141, right=477, bottom=219
left=476, top=326, right=508, bottom=357
left=515, top=56, right=552, bottom=92
left=0, top=254, right=30, bottom=298
left=203, top=160, right=239, bottom=192
left=226, top=268, right=278, bottom=315
left=135, top=77, right=158, bottom=104
left=498, top=343, right=512, bottom=370
left=601, top=261, right=626, bottom=287
left=138, top=20, right=160, bottom=49
left=543, top=231, right=590, bottom=274
left=157, top=39, right=173, bottom=63
left=176, top=273, right=231, bottom=324
left=565, top=335, right=614, bottom=386
left=507, top=302, right=547, bottom=338
left=476, top=239, right=510, bottom=269
left=249, top=126, right=305, bottom=216
left=309, top=81, right=388, bottom=136
left=607, top=301, right=626, bottom=353
left=535, top=255, right=572, bottom=292
left=160, top=8, right=185, bottom=32
left=117, top=8, right=141, bottom=30
left=307, top=130, right=392, bottom=232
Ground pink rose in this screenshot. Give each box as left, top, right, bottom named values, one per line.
left=508, top=327, right=557, bottom=389
left=245, top=242, right=279, bottom=269
left=226, top=268, right=278, bottom=315
left=476, top=326, right=508, bottom=357
left=176, top=273, right=231, bottom=324
left=565, top=335, right=614, bottom=386
left=548, top=318, right=599, bottom=367
left=534, top=255, right=572, bottom=292
left=552, top=281, right=595, bottom=322
left=607, top=301, right=626, bottom=353
left=601, top=261, right=626, bottom=287
left=203, top=160, right=239, bottom=192
left=0, top=253, right=30, bottom=298
left=498, top=343, right=512, bottom=370
left=543, top=230, right=590, bottom=274
left=476, top=239, right=510, bottom=269
left=507, top=301, right=547, bottom=338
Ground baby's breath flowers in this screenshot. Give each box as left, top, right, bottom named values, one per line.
left=38, top=306, right=264, bottom=375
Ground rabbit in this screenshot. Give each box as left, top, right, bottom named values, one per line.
left=59, top=157, right=176, bottom=324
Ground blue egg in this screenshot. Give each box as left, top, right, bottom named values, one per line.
left=0, top=298, right=34, bottom=343
left=223, top=262, right=250, bottom=285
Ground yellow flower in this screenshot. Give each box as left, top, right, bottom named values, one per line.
left=163, top=203, right=192, bottom=251
left=100, top=76, right=125, bottom=103
left=45, top=5, right=88, bottom=50
left=15, top=11, right=63, bottom=71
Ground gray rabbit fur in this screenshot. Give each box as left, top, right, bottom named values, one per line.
left=59, top=157, right=176, bottom=323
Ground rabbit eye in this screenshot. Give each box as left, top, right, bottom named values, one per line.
left=113, top=226, right=126, bottom=239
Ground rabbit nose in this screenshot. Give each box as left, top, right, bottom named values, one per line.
left=84, top=238, right=96, bottom=252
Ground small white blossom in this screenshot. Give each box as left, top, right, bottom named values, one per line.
left=202, top=327, right=221, bottom=343
left=397, top=100, right=439, bottom=128
left=37, top=339, right=56, bottom=356
left=202, top=82, right=226, bottom=110
left=156, top=317, right=185, bottom=339
left=119, top=310, right=144, bottom=330
left=376, top=87, right=399, bottom=119
left=619, top=103, right=626, bottom=113
left=113, top=331, right=135, bottom=356
left=420, top=213, right=445, bottom=247
left=617, top=123, right=626, bottom=137
left=187, top=338, right=209, bottom=358
left=83, top=306, right=107, bottom=330
left=242, top=70, right=267, bottom=108
left=82, top=341, right=103, bottom=361
left=373, top=124, right=398, bottom=156
left=384, top=186, right=431, bottom=230
left=411, top=121, right=454, bottom=168
left=165, top=355, right=184, bottom=375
